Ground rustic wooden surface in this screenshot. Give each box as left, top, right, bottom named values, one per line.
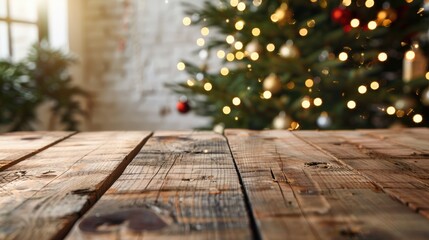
left=1, top=129, right=429, bottom=240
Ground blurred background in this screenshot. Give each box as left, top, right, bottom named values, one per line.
left=1, top=0, right=428, bottom=132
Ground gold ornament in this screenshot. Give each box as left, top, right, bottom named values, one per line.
left=403, top=47, right=428, bottom=82
left=263, top=73, right=282, bottom=93
left=245, top=40, right=262, bottom=54
left=273, top=111, right=292, bottom=129
left=279, top=40, right=300, bottom=58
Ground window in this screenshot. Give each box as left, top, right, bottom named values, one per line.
left=0, top=0, right=47, bottom=61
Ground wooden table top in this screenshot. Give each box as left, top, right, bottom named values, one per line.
left=1, top=129, right=429, bottom=239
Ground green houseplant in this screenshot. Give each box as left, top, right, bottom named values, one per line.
left=0, top=42, right=88, bottom=131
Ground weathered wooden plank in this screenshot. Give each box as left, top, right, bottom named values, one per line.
left=66, top=131, right=251, bottom=240
left=295, top=130, right=429, bottom=219
left=0, top=131, right=151, bottom=240
left=0, top=131, right=74, bottom=171
left=227, top=130, right=429, bottom=240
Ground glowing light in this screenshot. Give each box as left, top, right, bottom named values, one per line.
left=307, top=19, right=316, bottom=28
left=342, top=0, right=352, bottom=6
left=250, top=52, right=259, bottom=61
left=182, top=17, right=191, bottom=26
left=266, top=43, right=275, bottom=52
left=226, top=53, right=235, bottom=61
left=226, top=35, right=235, bottom=44
left=370, top=81, right=380, bottom=90
left=301, top=99, right=311, bottom=109
left=232, top=97, right=241, bottom=106
left=314, top=98, right=323, bottom=106
left=358, top=85, right=367, bottom=94
left=252, top=28, right=261, bottom=36
left=347, top=100, right=356, bottom=109
left=396, top=110, right=405, bottom=118
left=237, top=2, right=246, bottom=11
left=426, top=72, right=429, bottom=80
left=368, top=21, right=377, bottom=30
left=196, top=38, right=205, bottom=46
left=217, top=50, right=225, bottom=59
left=378, top=52, right=388, bottom=62
left=263, top=91, right=272, bottom=99
left=201, top=27, right=209, bottom=36
left=234, top=41, right=244, bottom=50
left=365, top=0, right=374, bottom=8
left=405, top=50, right=415, bottom=60
left=235, top=20, right=245, bottom=31
left=204, top=82, right=212, bottom=91
left=299, top=28, right=308, bottom=36
left=235, top=51, right=245, bottom=60
left=350, top=18, right=360, bottom=28
left=230, top=0, right=238, bottom=7
left=223, top=106, right=231, bottom=115
left=187, top=79, right=195, bottom=87
left=177, top=62, right=185, bottom=71
left=413, top=114, right=423, bottom=123
left=386, top=106, right=396, bottom=115
left=305, top=79, right=314, bottom=88
left=339, top=52, right=348, bottom=61
left=220, top=67, right=230, bottom=76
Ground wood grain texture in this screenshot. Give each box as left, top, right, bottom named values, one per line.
left=295, top=129, right=429, bottom=219
left=66, top=131, right=251, bottom=240
left=0, top=131, right=151, bottom=240
left=0, top=131, right=74, bottom=171
left=226, top=130, right=429, bottom=240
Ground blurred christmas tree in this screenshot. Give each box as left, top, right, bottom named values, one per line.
left=173, top=0, right=429, bottom=130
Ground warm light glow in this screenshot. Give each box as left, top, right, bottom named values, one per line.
left=413, top=114, right=423, bottom=123
left=263, top=91, right=272, bottom=99
left=426, top=72, right=429, bottom=80
left=230, top=0, right=238, bottom=7
left=301, top=99, right=311, bottom=109
left=339, top=52, right=348, bottom=61
left=253, top=0, right=262, bottom=7
left=342, top=0, right=352, bottom=6
left=365, top=0, right=374, bottom=8
left=299, top=28, right=308, bottom=36
left=187, top=79, right=195, bottom=86
left=266, top=43, right=275, bottom=52
left=368, top=21, right=377, bottom=30
left=237, top=2, right=246, bottom=11
left=405, top=50, right=415, bottom=60
left=386, top=106, right=396, bottom=115
left=305, top=79, right=314, bottom=88
left=201, top=27, right=209, bottom=36
left=226, top=35, right=235, bottom=44
left=250, top=52, right=259, bottom=61
left=350, top=18, right=360, bottom=28
left=232, top=97, right=241, bottom=106
left=235, top=20, right=245, bottom=31
left=370, top=81, right=380, bottom=90
left=234, top=41, right=244, bottom=50
left=220, top=67, right=230, bottom=76
left=314, top=98, right=323, bottom=106
left=177, top=62, right=185, bottom=71
left=226, top=53, right=235, bottom=61
left=223, top=106, right=231, bottom=115
left=347, top=100, right=356, bottom=109
left=252, top=28, right=261, bottom=36
left=182, top=17, right=191, bottom=26
left=196, top=38, right=205, bottom=46
left=236, top=51, right=245, bottom=60
left=217, top=50, right=225, bottom=59
left=204, top=82, right=212, bottom=91
left=358, top=85, right=367, bottom=94
left=378, top=52, right=388, bottom=62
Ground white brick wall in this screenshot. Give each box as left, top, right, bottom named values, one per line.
left=81, top=0, right=211, bottom=130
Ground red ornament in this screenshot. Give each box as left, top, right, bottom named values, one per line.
left=331, top=7, right=352, bottom=26
left=343, top=24, right=352, bottom=33
left=176, top=99, right=190, bottom=114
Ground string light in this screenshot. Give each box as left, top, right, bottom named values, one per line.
left=301, top=99, right=311, bottom=109
left=350, top=19, right=360, bottom=28
left=177, top=62, right=185, bottom=71
left=236, top=51, right=245, bottom=60
left=266, top=43, right=275, bottom=52
left=305, top=79, right=314, bottom=88
left=253, top=0, right=262, bottom=7
left=182, top=17, right=191, bottom=26
left=370, top=81, right=380, bottom=90
left=365, top=0, right=374, bottom=8
left=386, top=106, right=396, bottom=115
left=201, top=27, right=209, bottom=36
left=426, top=72, right=429, bottom=80
left=263, top=91, right=272, bottom=99
left=220, top=67, right=230, bottom=76
left=234, top=41, right=244, bottom=50
left=230, top=0, right=238, bottom=7
left=252, top=28, right=261, bottom=36
left=314, top=98, right=323, bottom=106
left=299, top=28, right=308, bottom=36
left=226, top=53, right=235, bottom=61
left=339, top=52, right=348, bottom=61
left=358, top=85, right=367, bottom=94
left=223, top=106, right=231, bottom=115
left=204, top=82, right=212, bottom=91
left=368, top=21, right=377, bottom=30
left=237, top=2, right=246, bottom=11
left=405, top=50, right=415, bottom=60
left=413, top=114, right=423, bottom=123
left=250, top=52, right=259, bottom=61
left=232, top=97, right=241, bottom=106
left=378, top=52, right=388, bottom=62
left=217, top=50, right=225, bottom=59
left=235, top=20, right=245, bottom=31
left=187, top=79, right=195, bottom=87
left=347, top=100, right=356, bottom=109
left=196, top=38, right=205, bottom=46
left=226, top=35, right=235, bottom=44
left=342, top=0, right=351, bottom=6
